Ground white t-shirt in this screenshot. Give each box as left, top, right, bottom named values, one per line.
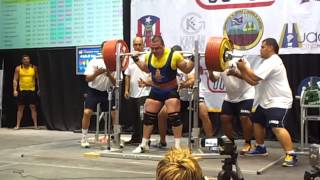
left=254, top=54, right=293, bottom=109
left=213, top=59, right=255, bottom=103
left=198, top=68, right=209, bottom=100
left=84, top=57, right=114, bottom=92
left=124, top=55, right=150, bottom=98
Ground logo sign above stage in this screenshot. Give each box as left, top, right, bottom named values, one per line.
left=279, top=23, right=302, bottom=49
left=195, top=0, right=275, bottom=10
left=131, top=0, right=320, bottom=55
left=278, top=0, right=320, bottom=53
left=279, top=22, right=320, bottom=53
left=223, top=9, right=264, bottom=51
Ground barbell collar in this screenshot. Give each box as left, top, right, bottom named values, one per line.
left=224, top=51, right=244, bottom=61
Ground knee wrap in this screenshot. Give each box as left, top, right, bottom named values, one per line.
left=168, top=112, right=182, bottom=127
left=143, top=112, right=157, bottom=125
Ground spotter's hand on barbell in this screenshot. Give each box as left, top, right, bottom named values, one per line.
left=95, top=69, right=107, bottom=76
left=236, top=60, right=247, bottom=71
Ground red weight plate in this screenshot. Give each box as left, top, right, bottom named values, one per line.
left=205, top=37, right=224, bottom=72
left=102, top=40, right=129, bottom=72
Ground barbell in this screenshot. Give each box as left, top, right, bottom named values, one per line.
left=102, top=37, right=234, bottom=72
left=120, top=50, right=198, bottom=57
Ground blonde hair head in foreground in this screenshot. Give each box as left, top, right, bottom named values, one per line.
left=156, top=148, right=204, bottom=180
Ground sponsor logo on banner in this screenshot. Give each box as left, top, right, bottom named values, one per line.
left=136, top=15, right=161, bottom=48
left=279, top=23, right=302, bottom=48
left=195, top=0, right=275, bottom=10
left=181, top=13, right=205, bottom=35
left=179, top=12, right=207, bottom=51
left=223, top=9, right=264, bottom=50
left=279, top=23, right=320, bottom=49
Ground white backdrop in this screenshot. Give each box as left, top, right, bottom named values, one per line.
left=131, top=0, right=320, bottom=111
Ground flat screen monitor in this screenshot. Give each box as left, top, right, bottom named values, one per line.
left=0, top=0, right=123, bottom=49
left=76, top=45, right=101, bottom=75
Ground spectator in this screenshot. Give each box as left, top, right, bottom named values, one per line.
left=156, top=148, right=205, bottom=180
left=13, top=55, right=40, bottom=130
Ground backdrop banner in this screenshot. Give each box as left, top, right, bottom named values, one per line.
left=131, top=0, right=320, bottom=111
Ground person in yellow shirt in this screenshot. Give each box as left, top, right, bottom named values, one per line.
left=13, top=55, right=40, bottom=130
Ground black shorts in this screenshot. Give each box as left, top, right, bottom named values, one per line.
left=252, top=105, right=290, bottom=128
left=84, top=87, right=115, bottom=112
left=148, top=87, right=180, bottom=102
left=221, top=99, right=253, bottom=117
left=17, top=90, right=38, bottom=105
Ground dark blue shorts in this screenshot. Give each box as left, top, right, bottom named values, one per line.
left=84, top=87, right=115, bottom=112
left=17, top=90, right=38, bottom=105
left=252, top=105, right=290, bottom=128
left=148, top=87, right=179, bottom=102
left=221, top=99, right=253, bottom=117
